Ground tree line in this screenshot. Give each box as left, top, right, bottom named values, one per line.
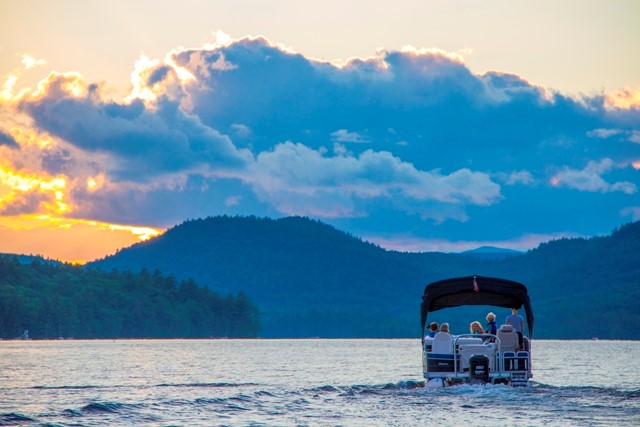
left=0, top=255, right=260, bottom=339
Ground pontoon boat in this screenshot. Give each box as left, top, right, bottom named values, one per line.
left=421, top=276, right=534, bottom=387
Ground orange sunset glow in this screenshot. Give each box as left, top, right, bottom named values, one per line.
left=0, top=215, right=161, bottom=264
left=0, top=126, right=161, bottom=263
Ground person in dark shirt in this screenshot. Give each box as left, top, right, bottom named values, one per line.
left=485, top=312, right=497, bottom=335
left=427, top=322, right=439, bottom=338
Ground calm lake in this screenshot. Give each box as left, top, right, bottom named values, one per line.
left=1, top=339, right=638, bottom=426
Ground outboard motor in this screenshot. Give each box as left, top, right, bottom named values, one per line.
left=469, top=354, right=490, bottom=385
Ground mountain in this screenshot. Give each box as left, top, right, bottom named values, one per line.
left=88, top=216, right=640, bottom=339
left=460, top=246, right=524, bottom=260
left=90, top=216, right=424, bottom=337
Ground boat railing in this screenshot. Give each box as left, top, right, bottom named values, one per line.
left=457, top=334, right=532, bottom=376
left=424, top=332, right=532, bottom=379
left=452, top=333, right=503, bottom=376
left=424, top=333, right=506, bottom=377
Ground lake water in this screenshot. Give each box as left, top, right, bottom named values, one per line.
left=0, top=339, right=638, bottom=426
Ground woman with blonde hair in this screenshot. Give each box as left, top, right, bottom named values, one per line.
left=485, top=312, right=497, bottom=335
left=470, top=320, right=485, bottom=335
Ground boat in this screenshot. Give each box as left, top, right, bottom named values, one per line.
left=421, top=275, right=534, bottom=387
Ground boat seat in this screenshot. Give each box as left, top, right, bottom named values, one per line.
left=456, top=337, right=483, bottom=347
left=499, top=324, right=514, bottom=332
left=431, top=332, right=453, bottom=353
left=454, top=337, right=483, bottom=354
left=497, top=324, right=518, bottom=352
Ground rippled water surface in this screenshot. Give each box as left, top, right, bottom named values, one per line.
left=1, top=339, right=638, bottom=426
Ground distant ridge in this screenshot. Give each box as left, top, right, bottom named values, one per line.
left=86, top=217, right=640, bottom=339
left=459, top=246, right=524, bottom=260
left=0, top=253, right=63, bottom=266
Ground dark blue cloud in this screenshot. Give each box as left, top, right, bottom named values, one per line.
left=147, top=66, right=172, bottom=86
left=171, top=39, right=633, bottom=176
left=0, top=130, right=18, bottom=148
left=171, top=38, right=640, bottom=244
left=18, top=73, right=250, bottom=182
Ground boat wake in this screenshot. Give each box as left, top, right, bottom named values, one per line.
left=4, top=380, right=638, bottom=426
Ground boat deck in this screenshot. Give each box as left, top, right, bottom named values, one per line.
left=422, top=333, right=532, bottom=386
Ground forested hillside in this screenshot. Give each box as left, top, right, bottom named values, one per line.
left=93, top=216, right=415, bottom=337
left=0, top=256, right=260, bottom=339
left=90, top=216, right=640, bottom=339
left=508, top=222, right=640, bottom=339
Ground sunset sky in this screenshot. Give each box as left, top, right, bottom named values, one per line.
left=1, top=0, right=639, bottom=263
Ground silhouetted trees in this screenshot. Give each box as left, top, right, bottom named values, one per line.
left=0, top=256, right=260, bottom=339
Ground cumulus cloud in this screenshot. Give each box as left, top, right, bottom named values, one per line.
left=166, top=37, right=505, bottom=148
left=245, top=141, right=501, bottom=218
left=0, top=157, right=69, bottom=216
left=164, top=36, right=625, bottom=175
left=551, top=159, right=637, bottom=194
left=483, top=71, right=556, bottom=106
left=17, top=72, right=251, bottom=181
left=605, top=87, right=640, bottom=109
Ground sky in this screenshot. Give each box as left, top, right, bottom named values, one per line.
left=1, top=0, right=639, bottom=263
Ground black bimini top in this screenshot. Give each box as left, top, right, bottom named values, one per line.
left=421, top=275, right=534, bottom=339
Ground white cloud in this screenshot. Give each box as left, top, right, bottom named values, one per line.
left=225, top=195, right=241, bottom=207
left=621, top=206, right=640, bottom=221
left=552, top=159, right=637, bottom=194
left=500, top=170, right=535, bottom=186
left=245, top=141, right=501, bottom=218
left=21, top=54, right=46, bottom=70
left=331, top=129, right=368, bottom=143
left=231, top=123, right=252, bottom=138
left=587, top=128, right=640, bottom=144
left=587, top=128, right=623, bottom=139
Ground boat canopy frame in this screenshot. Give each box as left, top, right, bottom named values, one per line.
left=420, top=275, right=534, bottom=341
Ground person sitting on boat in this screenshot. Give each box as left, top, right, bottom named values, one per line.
left=485, top=312, right=497, bottom=335
left=505, top=308, right=525, bottom=350
left=439, top=323, right=450, bottom=334
left=427, top=322, right=439, bottom=338
left=470, top=321, right=485, bottom=335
